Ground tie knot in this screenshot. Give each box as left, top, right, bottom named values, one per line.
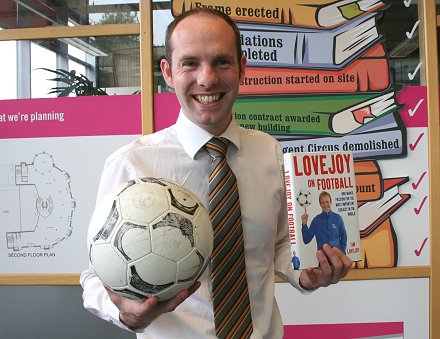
left=204, top=137, right=229, bottom=157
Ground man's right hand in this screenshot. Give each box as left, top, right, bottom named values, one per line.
left=106, top=281, right=201, bottom=330
left=301, top=213, right=309, bottom=225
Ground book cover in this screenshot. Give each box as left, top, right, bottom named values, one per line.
left=233, top=88, right=400, bottom=136
left=171, top=0, right=389, bottom=29
left=237, top=12, right=381, bottom=69
left=284, top=151, right=361, bottom=269
left=239, top=43, right=390, bottom=95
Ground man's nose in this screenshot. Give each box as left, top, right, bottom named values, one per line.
left=197, top=64, right=219, bottom=88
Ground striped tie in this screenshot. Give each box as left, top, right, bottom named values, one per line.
left=204, top=137, right=253, bottom=339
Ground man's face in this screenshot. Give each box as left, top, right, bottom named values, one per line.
left=160, top=14, right=246, bottom=135
left=319, top=195, right=332, bottom=213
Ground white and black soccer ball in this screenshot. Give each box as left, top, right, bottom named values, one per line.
left=296, top=189, right=312, bottom=208
left=88, top=177, right=213, bottom=301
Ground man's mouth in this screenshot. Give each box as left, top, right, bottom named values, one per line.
left=195, top=94, right=221, bottom=104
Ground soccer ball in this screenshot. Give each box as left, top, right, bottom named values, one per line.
left=296, top=189, right=312, bottom=208
left=88, top=177, right=213, bottom=301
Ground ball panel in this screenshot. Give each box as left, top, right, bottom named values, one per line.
left=118, top=183, right=169, bottom=224
left=177, top=248, right=204, bottom=282
left=155, top=281, right=195, bottom=301
left=91, top=244, right=128, bottom=288
left=111, top=288, right=147, bottom=301
left=166, top=182, right=200, bottom=216
left=115, top=224, right=152, bottom=261
left=131, top=254, right=176, bottom=288
left=91, top=198, right=119, bottom=242
left=139, top=177, right=168, bottom=187
left=151, top=213, right=194, bottom=261
left=192, top=208, right=214, bottom=258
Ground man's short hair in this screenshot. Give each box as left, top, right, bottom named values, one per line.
left=319, top=191, right=332, bottom=203
left=164, top=8, right=243, bottom=70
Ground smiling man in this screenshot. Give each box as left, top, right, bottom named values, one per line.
left=301, top=191, right=348, bottom=253
left=81, top=8, right=352, bottom=339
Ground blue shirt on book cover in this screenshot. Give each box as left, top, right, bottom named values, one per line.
left=302, top=211, right=347, bottom=253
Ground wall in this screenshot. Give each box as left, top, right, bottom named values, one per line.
left=0, top=286, right=134, bottom=339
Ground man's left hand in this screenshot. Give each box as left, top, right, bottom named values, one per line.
left=299, top=244, right=352, bottom=290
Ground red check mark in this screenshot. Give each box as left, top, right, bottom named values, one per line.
left=412, top=171, right=427, bottom=190
left=414, top=196, right=428, bottom=215
left=409, top=132, right=424, bottom=151
left=415, top=237, right=428, bottom=256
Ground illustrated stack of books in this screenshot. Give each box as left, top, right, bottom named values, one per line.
left=172, top=0, right=410, bottom=268
left=172, top=0, right=404, bottom=160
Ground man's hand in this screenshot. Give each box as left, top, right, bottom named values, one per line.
left=301, top=213, right=308, bottom=225
left=106, top=281, right=201, bottom=330
left=299, top=244, right=352, bottom=290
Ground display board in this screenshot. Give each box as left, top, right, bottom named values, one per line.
left=0, top=95, right=141, bottom=276
left=153, top=0, right=429, bottom=270
left=0, top=0, right=439, bottom=337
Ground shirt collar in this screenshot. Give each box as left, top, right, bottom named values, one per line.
left=175, top=110, right=240, bottom=159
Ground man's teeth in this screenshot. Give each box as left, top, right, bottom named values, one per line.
left=196, top=94, right=220, bottom=104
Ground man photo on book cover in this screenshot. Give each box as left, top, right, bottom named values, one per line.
left=301, top=191, right=347, bottom=253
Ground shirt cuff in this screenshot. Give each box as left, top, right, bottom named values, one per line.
left=105, top=297, right=146, bottom=333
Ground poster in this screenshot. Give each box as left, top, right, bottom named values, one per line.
left=0, top=95, right=141, bottom=273
left=154, top=0, right=430, bottom=269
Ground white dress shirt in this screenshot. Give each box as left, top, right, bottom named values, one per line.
left=80, top=111, right=307, bottom=338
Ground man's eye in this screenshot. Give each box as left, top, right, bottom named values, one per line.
left=217, top=60, right=231, bottom=66
left=182, top=61, right=197, bottom=67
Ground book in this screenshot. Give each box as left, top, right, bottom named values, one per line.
left=355, top=176, right=410, bottom=268
left=358, top=176, right=410, bottom=237
left=239, top=43, right=390, bottom=95
left=276, top=112, right=407, bottom=160
left=284, top=151, right=361, bottom=269
left=237, top=12, right=382, bottom=69
left=171, top=0, right=389, bottom=29
left=353, top=160, right=383, bottom=202
left=233, top=88, right=400, bottom=136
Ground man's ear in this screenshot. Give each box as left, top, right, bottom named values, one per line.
left=160, top=58, right=174, bottom=88
left=239, top=54, right=247, bottom=82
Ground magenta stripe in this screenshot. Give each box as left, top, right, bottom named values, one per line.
left=283, top=322, right=404, bottom=338
left=0, top=95, right=141, bottom=139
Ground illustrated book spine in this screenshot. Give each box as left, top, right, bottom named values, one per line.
left=171, top=0, right=389, bottom=29
left=239, top=43, right=390, bottom=95
left=237, top=12, right=381, bottom=69
left=233, top=88, right=399, bottom=136
left=276, top=111, right=407, bottom=160
left=284, top=151, right=361, bottom=269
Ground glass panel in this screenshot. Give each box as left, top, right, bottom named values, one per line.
left=0, top=0, right=139, bottom=28
left=0, top=39, right=17, bottom=100
left=31, top=43, right=57, bottom=98
left=94, top=35, right=141, bottom=91
left=152, top=8, right=172, bottom=93
left=378, top=1, right=422, bottom=86
left=3, top=35, right=139, bottom=99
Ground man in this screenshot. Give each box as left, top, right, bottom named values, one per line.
left=301, top=191, right=348, bottom=253
left=80, top=8, right=352, bottom=338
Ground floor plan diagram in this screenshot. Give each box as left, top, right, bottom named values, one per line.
left=1, top=152, right=76, bottom=251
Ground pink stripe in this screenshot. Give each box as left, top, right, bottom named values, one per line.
left=284, top=322, right=404, bottom=338
left=0, top=95, right=141, bottom=139
left=397, top=86, right=427, bottom=128
left=154, top=93, right=180, bottom=132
